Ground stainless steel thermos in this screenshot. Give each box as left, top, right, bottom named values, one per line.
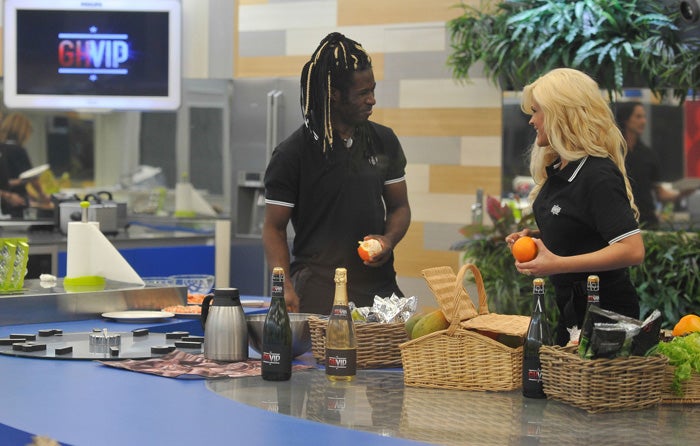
left=201, top=288, right=248, bottom=362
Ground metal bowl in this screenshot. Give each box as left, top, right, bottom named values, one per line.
left=246, top=313, right=316, bottom=358
left=169, top=274, right=215, bottom=295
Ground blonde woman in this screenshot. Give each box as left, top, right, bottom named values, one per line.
left=505, top=68, right=645, bottom=346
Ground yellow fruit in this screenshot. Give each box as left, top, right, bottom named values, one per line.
left=404, top=307, right=438, bottom=336
left=672, top=314, right=700, bottom=337
left=405, top=313, right=424, bottom=337
left=411, top=309, right=449, bottom=339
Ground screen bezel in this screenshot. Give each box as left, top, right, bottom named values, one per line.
left=3, top=0, right=182, bottom=111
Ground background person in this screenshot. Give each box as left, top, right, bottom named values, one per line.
left=0, top=112, right=51, bottom=217
left=505, top=68, right=645, bottom=346
left=615, top=101, right=697, bottom=229
left=262, top=32, right=411, bottom=315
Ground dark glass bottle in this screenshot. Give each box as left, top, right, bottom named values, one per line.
left=325, top=268, right=357, bottom=382
left=577, top=275, right=600, bottom=358
left=261, top=267, right=292, bottom=381
left=522, top=278, right=551, bottom=399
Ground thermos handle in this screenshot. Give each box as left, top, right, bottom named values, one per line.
left=200, top=293, right=214, bottom=330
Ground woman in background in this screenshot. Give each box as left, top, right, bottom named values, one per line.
left=615, top=101, right=697, bottom=229
left=0, top=112, right=50, bottom=217
left=505, top=68, right=645, bottom=346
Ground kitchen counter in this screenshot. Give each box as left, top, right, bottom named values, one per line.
left=0, top=318, right=424, bottom=446
left=0, top=215, right=230, bottom=283
left=1, top=317, right=698, bottom=445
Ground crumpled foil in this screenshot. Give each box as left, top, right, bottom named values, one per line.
left=350, top=294, right=417, bottom=323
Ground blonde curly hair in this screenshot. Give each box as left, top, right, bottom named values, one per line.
left=521, top=68, right=639, bottom=219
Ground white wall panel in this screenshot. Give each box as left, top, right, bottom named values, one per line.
left=460, top=136, right=502, bottom=166
left=405, top=164, right=429, bottom=193
left=182, top=0, right=210, bottom=78
left=399, top=78, right=501, bottom=108
left=384, top=23, right=446, bottom=53
left=239, top=2, right=336, bottom=32
left=409, top=192, right=472, bottom=224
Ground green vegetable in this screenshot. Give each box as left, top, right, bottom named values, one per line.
left=657, top=333, right=700, bottom=396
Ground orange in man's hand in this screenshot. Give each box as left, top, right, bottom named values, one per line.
left=358, top=239, right=382, bottom=261
left=512, top=236, right=538, bottom=262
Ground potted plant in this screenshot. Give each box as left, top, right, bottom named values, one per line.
left=447, top=0, right=700, bottom=100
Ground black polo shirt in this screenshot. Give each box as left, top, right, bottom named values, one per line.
left=533, top=156, right=641, bottom=289
left=264, top=121, right=406, bottom=312
left=625, top=141, right=660, bottom=228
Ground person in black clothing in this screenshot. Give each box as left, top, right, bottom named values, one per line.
left=0, top=112, right=51, bottom=218
left=615, top=101, right=697, bottom=229
left=505, top=69, right=645, bottom=346
left=263, top=33, right=411, bottom=315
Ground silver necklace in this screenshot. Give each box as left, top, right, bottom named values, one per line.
left=342, top=136, right=353, bottom=148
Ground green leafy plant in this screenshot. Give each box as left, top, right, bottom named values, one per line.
left=447, top=0, right=700, bottom=101
left=456, top=227, right=699, bottom=330
left=630, top=230, right=700, bottom=327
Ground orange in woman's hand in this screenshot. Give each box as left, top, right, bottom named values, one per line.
left=358, top=239, right=382, bottom=261
left=512, top=236, right=538, bottom=262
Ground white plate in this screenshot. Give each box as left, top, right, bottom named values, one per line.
left=19, top=164, right=50, bottom=180
left=101, top=310, right=175, bottom=323
left=241, top=299, right=267, bottom=308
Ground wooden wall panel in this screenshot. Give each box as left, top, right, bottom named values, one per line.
left=393, top=222, right=461, bottom=277
left=338, top=0, right=472, bottom=25
left=429, top=165, right=501, bottom=196
left=372, top=108, right=501, bottom=137
left=236, top=53, right=385, bottom=79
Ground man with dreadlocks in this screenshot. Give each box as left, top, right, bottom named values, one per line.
left=262, top=32, right=411, bottom=314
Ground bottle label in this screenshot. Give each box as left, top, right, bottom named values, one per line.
left=261, top=348, right=291, bottom=373
left=525, top=367, right=542, bottom=383
left=330, top=307, right=349, bottom=318
left=325, top=348, right=357, bottom=377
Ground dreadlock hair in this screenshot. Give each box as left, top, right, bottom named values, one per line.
left=300, top=32, right=372, bottom=153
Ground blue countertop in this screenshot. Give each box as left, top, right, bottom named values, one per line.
left=0, top=317, right=425, bottom=446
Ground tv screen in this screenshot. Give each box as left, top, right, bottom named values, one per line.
left=3, top=0, right=181, bottom=111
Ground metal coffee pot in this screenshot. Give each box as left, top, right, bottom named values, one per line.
left=201, top=288, right=248, bottom=362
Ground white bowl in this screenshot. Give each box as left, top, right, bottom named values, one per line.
left=169, top=274, right=215, bottom=295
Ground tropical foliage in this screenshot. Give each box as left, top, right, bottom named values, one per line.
left=447, top=0, right=700, bottom=100
left=457, top=226, right=700, bottom=330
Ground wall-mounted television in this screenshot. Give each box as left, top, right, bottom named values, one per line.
left=3, top=0, right=181, bottom=111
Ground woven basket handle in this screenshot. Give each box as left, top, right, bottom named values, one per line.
left=446, top=263, right=489, bottom=335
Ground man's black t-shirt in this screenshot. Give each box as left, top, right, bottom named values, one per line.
left=264, top=121, right=407, bottom=314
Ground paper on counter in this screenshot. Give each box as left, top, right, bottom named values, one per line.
left=175, top=181, right=217, bottom=217
left=65, top=221, right=144, bottom=285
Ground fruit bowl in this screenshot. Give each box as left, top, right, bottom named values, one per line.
left=246, top=313, right=316, bottom=358
left=169, top=274, right=215, bottom=295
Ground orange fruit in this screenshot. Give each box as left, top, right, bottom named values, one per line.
left=672, top=314, right=700, bottom=337
left=357, top=239, right=382, bottom=261
left=512, top=236, right=538, bottom=262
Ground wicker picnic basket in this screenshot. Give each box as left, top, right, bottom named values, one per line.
left=399, top=263, right=531, bottom=391
left=661, top=365, right=700, bottom=404
left=308, top=315, right=408, bottom=368
left=539, top=345, right=668, bottom=413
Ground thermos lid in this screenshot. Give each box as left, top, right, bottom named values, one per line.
left=212, top=288, right=241, bottom=306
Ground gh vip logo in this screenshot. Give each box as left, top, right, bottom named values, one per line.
left=58, top=26, right=130, bottom=78
left=262, top=351, right=281, bottom=364
left=328, top=356, right=347, bottom=368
